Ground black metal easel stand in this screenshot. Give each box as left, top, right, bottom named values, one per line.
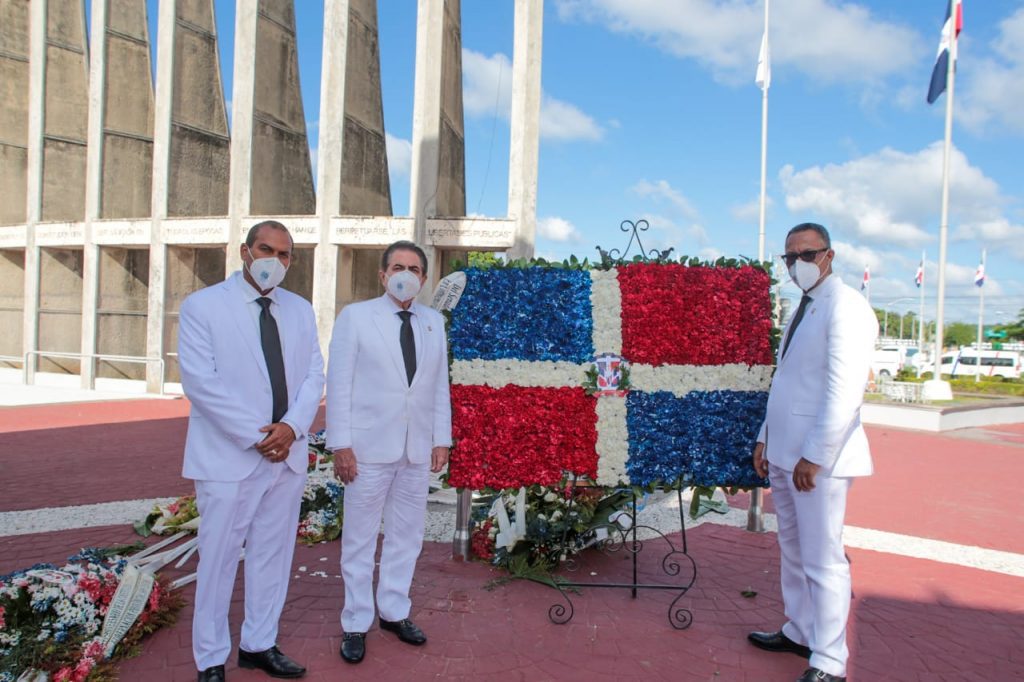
left=545, top=476, right=697, bottom=629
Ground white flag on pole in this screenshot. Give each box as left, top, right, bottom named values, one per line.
left=756, top=31, right=771, bottom=90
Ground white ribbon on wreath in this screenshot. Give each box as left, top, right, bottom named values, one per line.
left=491, top=487, right=527, bottom=550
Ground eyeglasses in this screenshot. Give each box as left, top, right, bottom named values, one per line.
left=780, top=248, right=828, bottom=266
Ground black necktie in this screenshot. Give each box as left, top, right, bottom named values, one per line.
left=398, top=310, right=416, bottom=385
left=781, top=294, right=812, bottom=360
left=256, top=297, right=288, bottom=422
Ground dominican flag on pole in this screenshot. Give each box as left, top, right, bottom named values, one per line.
left=861, top=265, right=870, bottom=291
left=927, top=0, right=963, bottom=104
left=974, top=260, right=985, bottom=287
left=915, top=260, right=924, bottom=288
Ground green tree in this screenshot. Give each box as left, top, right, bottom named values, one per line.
left=943, top=321, right=977, bottom=348
left=995, top=308, right=1024, bottom=341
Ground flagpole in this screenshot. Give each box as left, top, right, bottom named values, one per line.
left=975, top=248, right=985, bottom=382
left=926, top=0, right=959, bottom=400
left=918, top=249, right=926, bottom=375
left=757, top=0, right=770, bottom=261
left=749, top=0, right=770, bottom=535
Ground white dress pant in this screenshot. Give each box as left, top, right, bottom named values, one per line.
left=341, top=457, right=430, bottom=633
left=769, top=463, right=853, bottom=678
left=192, top=457, right=305, bottom=670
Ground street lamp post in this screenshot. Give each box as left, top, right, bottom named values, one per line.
left=883, top=298, right=915, bottom=342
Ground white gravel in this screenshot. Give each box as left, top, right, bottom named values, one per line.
left=0, top=498, right=177, bottom=537
left=4, top=489, right=1022, bottom=578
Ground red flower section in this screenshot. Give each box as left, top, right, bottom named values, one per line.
left=471, top=519, right=495, bottom=561
left=618, top=263, right=774, bottom=366
left=448, top=385, right=599, bottom=489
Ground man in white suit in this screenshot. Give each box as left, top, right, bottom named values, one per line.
left=326, top=240, right=452, bottom=664
left=179, top=221, right=325, bottom=681
left=748, top=223, right=877, bottom=682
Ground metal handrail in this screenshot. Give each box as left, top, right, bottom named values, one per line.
left=22, top=350, right=166, bottom=395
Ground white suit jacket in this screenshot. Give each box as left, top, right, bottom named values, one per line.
left=325, top=294, right=452, bottom=464
left=757, top=274, right=878, bottom=477
left=178, top=271, right=325, bottom=481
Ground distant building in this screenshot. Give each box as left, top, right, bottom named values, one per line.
left=0, top=0, right=543, bottom=391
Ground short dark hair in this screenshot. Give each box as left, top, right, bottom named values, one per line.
left=786, top=222, right=831, bottom=249
left=245, top=220, right=292, bottom=248
left=381, top=240, right=428, bottom=275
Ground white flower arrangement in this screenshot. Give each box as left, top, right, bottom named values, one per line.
left=451, top=358, right=587, bottom=388
left=595, top=395, right=630, bottom=485
left=589, top=269, right=622, bottom=355
left=630, top=363, right=774, bottom=396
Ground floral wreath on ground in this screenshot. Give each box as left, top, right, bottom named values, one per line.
left=443, top=254, right=777, bottom=575
left=0, top=547, right=184, bottom=682
left=469, top=480, right=634, bottom=576
left=135, top=431, right=344, bottom=545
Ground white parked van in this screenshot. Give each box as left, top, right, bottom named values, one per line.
left=938, top=349, right=1022, bottom=379
left=871, top=346, right=905, bottom=378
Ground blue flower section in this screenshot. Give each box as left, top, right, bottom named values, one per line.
left=626, top=390, right=769, bottom=488
left=450, top=267, right=594, bottom=362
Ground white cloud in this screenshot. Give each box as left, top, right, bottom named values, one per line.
left=832, top=240, right=883, bottom=277
left=698, top=246, right=723, bottom=261
left=537, top=216, right=582, bottom=242
left=630, top=179, right=699, bottom=220
left=462, top=49, right=513, bottom=117
left=540, top=96, right=604, bottom=141
left=958, top=8, right=1024, bottom=136
left=554, top=0, right=920, bottom=86
left=385, top=133, right=412, bottom=178
left=731, top=196, right=774, bottom=223
left=779, top=143, right=1008, bottom=248
left=462, top=49, right=603, bottom=141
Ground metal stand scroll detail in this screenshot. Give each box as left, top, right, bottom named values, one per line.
left=545, top=476, right=697, bottom=630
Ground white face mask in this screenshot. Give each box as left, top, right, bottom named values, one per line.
left=245, top=248, right=288, bottom=291
left=386, top=270, right=422, bottom=302
left=788, top=258, right=822, bottom=292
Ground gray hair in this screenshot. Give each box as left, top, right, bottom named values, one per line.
left=381, top=240, right=428, bottom=275
left=786, top=222, right=831, bottom=248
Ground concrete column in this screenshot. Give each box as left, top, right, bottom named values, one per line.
left=312, top=0, right=350, bottom=355
left=227, top=0, right=259, bottom=274
left=506, top=0, right=543, bottom=260
left=145, top=0, right=175, bottom=392
left=22, top=0, right=46, bottom=382
left=248, top=0, right=315, bottom=217
left=165, top=0, right=229, bottom=218
left=81, top=0, right=108, bottom=388
left=0, top=0, right=31, bottom=226
left=410, top=0, right=445, bottom=288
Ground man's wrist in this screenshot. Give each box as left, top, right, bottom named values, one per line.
left=280, top=420, right=300, bottom=440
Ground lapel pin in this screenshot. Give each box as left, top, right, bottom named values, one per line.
left=427, top=325, right=432, bottom=332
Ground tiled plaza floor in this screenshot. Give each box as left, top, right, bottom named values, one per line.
left=2, top=398, right=1022, bottom=681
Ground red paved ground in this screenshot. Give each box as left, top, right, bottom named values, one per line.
left=727, top=423, right=1024, bottom=555
left=3, top=399, right=1024, bottom=680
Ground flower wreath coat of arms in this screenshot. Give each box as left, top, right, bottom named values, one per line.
left=444, top=257, right=776, bottom=493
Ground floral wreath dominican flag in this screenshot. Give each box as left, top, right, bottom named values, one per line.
left=444, top=261, right=776, bottom=491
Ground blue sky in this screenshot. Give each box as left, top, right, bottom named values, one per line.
left=137, top=1, right=1024, bottom=324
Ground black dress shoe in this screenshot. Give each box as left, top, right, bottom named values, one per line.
left=797, top=667, right=846, bottom=681
left=747, top=630, right=812, bottom=659
left=238, top=645, right=306, bottom=678
left=379, top=617, right=427, bottom=645
left=198, top=666, right=225, bottom=682
left=340, top=632, right=366, bottom=664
